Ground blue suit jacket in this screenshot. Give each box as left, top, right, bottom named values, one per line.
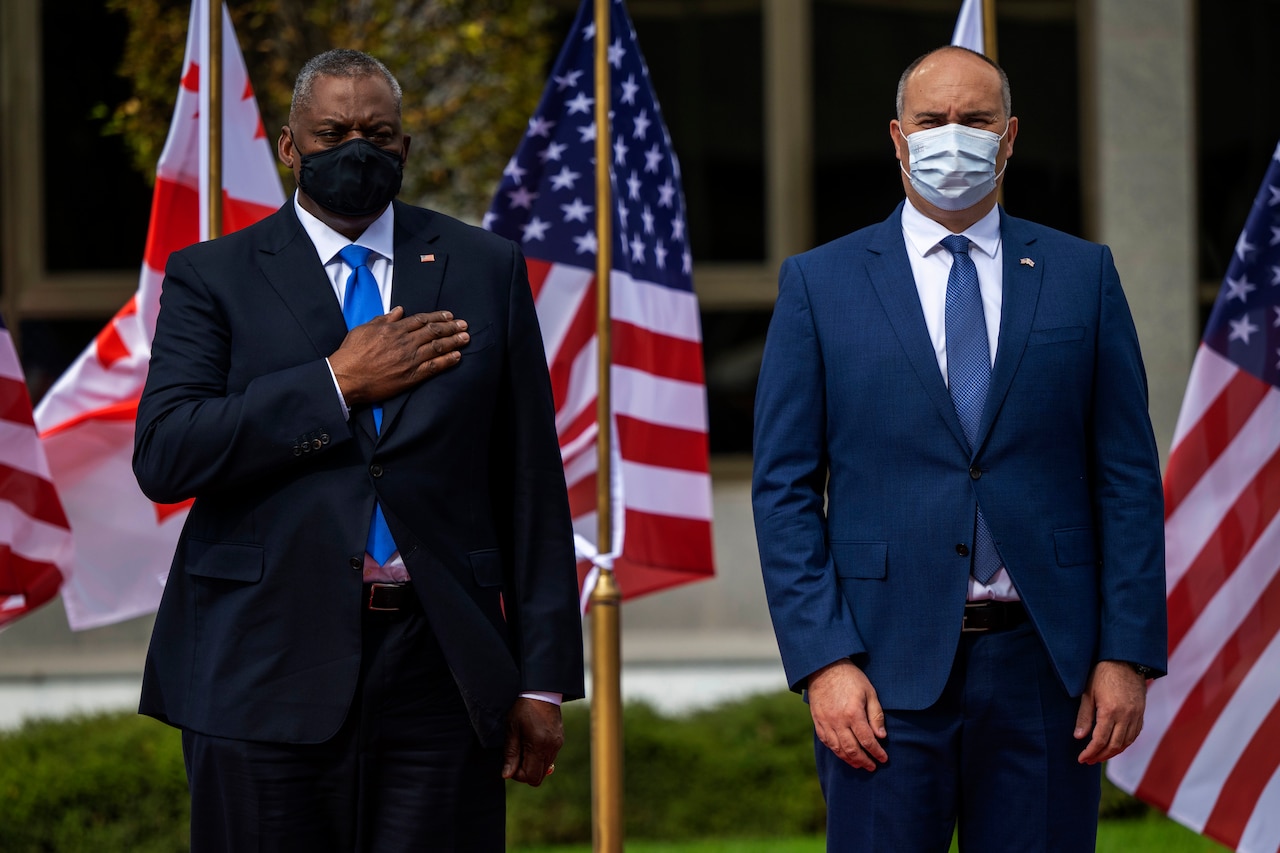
left=134, top=200, right=584, bottom=747
left=752, top=203, right=1167, bottom=710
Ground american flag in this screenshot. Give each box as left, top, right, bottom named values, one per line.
left=484, top=0, right=714, bottom=600
left=1107, top=141, right=1280, bottom=852
left=0, top=313, right=72, bottom=628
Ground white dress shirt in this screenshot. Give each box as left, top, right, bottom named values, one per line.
left=900, top=199, right=1019, bottom=602
left=295, top=194, right=410, bottom=583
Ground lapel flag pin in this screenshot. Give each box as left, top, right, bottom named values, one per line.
left=1020, top=257, right=1035, bottom=268
left=420, top=254, right=435, bottom=263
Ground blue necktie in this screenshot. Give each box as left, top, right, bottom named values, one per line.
left=337, top=244, right=397, bottom=565
left=941, top=234, right=1002, bottom=585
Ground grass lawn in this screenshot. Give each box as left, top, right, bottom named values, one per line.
left=512, top=814, right=1230, bottom=852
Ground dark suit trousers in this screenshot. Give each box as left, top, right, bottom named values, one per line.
left=183, top=607, right=505, bottom=852
left=816, top=622, right=1102, bottom=852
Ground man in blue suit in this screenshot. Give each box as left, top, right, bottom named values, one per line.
left=134, top=49, right=583, bottom=851
left=752, top=46, right=1166, bottom=851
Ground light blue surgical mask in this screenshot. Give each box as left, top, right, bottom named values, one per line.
left=898, top=121, right=1009, bottom=211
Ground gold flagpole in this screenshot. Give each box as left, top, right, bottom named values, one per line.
left=982, top=0, right=998, bottom=61
left=588, top=0, right=623, bottom=850
left=207, top=0, right=223, bottom=240
left=983, top=0, right=1002, bottom=206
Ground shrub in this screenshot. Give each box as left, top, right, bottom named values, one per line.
left=0, top=712, right=188, bottom=853
left=507, top=691, right=825, bottom=845
left=0, top=690, right=1151, bottom=849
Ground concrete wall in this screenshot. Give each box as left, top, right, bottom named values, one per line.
left=1080, top=0, right=1198, bottom=460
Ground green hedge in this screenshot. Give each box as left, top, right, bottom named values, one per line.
left=0, top=691, right=1151, bottom=850
left=0, top=712, right=188, bottom=853
left=508, top=693, right=826, bottom=845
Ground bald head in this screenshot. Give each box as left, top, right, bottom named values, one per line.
left=896, top=46, right=1010, bottom=121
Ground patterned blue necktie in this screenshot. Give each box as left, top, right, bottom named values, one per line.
left=337, top=244, right=397, bottom=565
left=941, top=234, right=1002, bottom=584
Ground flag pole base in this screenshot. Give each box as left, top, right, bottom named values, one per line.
left=589, top=567, right=623, bottom=853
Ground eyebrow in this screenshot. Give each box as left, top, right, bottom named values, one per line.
left=911, top=110, right=1000, bottom=123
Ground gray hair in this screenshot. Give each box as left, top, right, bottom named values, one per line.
left=290, top=49, right=403, bottom=123
left=895, top=46, right=1011, bottom=120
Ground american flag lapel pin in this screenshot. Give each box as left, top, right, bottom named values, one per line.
left=1020, top=257, right=1035, bottom=268
left=420, top=253, right=435, bottom=263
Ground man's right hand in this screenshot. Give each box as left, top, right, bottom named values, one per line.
left=807, top=659, right=888, bottom=771
left=329, top=307, right=469, bottom=406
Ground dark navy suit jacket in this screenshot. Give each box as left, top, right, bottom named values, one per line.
left=134, top=199, right=584, bottom=748
left=752, top=203, right=1167, bottom=710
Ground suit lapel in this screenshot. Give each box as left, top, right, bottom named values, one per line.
left=866, top=206, right=972, bottom=456
left=257, top=203, right=381, bottom=440
left=257, top=203, right=351, bottom=361
left=974, top=211, right=1043, bottom=449
left=379, top=201, right=448, bottom=436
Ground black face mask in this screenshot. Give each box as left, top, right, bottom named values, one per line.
left=295, top=136, right=403, bottom=217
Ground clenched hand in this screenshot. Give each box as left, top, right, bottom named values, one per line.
left=502, top=697, right=564, bottom=787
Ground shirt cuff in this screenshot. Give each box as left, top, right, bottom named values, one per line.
left=520, top=691, right=563, bottom=706
left=325, top=358, right=351, bottom=420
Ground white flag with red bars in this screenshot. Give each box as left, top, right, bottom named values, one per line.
left=32, top=0, right=282, bottom=630
left=0, top=312, right=72, bottom=629
left=1107, top=141, right=1280, bottom=852
left=484, top=0, right=714, bottom=603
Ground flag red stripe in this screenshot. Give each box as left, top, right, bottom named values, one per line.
left=526, top=258, right=554, bottom=301
left=547, top=288, right=598, bottom=413
left=0, top=376, right=36, bottom=426
left=607, top=553, right=714, bottom=600
left=617, top=415, right=709, bottom=473
left=143, top=178, right=199, bottom=272
left=1164, top=370, right=1271, bottom=518
left=222, top=191, right=279, bottom=234
left=37, top=398, right=139, bottom=439
left=0, top=465, right=69, bottom=529
left=1166, top=448, right=1280, bottom=653
left=606, top=537, right=716, bottom=596
left=622, top=508, right=715, bottom=573
left=0, top=545, right=64, bottom=629
left=1201, top=696, right=1280, bottom=850
left=94, top=296, right=139, bottom=370
left=613, top=320, right=706, bottom=384
left=0, top=544, right=63, bottom=600
left=1134, top=564, right=1280, bottom=810
left=565, top=470, right=597, bottom=519
left=558, top=403, right=598, bottom=458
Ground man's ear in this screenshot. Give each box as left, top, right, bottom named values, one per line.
left=889, top=119, right=906, bottom=164
left=278, top=126, right=295, bottom=168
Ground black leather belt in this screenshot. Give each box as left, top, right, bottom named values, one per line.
left=363, top=582, right=418, bottom=613
left=962, top=600, right=1026, bottom=633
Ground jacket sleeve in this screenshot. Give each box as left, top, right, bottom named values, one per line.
left=752, top=255, right=865, bottom=691
left=1089, top=246, right=1169, bottom=675
left=491, top=243, right=586, bottom=700
left=133, top=249, right=351, bottom=504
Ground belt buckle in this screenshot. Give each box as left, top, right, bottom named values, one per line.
left=962, top=601, right=991, bottom=633
left=367, top=582, right=403, bottom=611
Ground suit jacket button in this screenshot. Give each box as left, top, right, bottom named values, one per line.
left=321, top=433, right=330, bottom=444
left=969, top=466, right=981, bottom=480
left=293, top=445, right=302, bottom=456
left=370, top=464, right=383, bottom=478
left=349, top=556, right=363, bottom=570
left=956, top=544, right=970, bottom=557
left=312, top=438, right=323, bottom=450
